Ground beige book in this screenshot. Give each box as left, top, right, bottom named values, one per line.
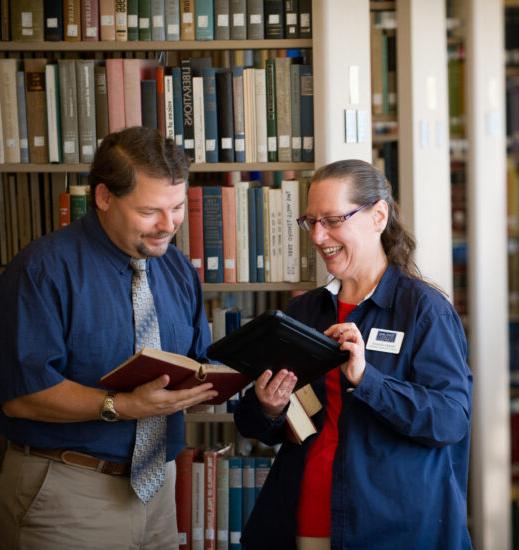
left=0, top=59, right=20, bottom=163
left=63, top=0, right=81, bottom=41
left=295, top=384, right=323, bottom=418
left=274, top=57, right=292, bottom=162
left=24, top=58, right=49, bottom=164
left=10, top=0, right=44, bottom=41
left=99, top=0, right=116, bottom=41
left=286, top=393, right=316, bottom=444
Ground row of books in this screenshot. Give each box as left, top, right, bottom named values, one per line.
left=2, top=0, right=312, bottom=43
left=175, top=448, right=272, bottom=550
left=0, top=53, right=314, bottom=165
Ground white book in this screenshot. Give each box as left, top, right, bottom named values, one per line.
left=0, top=59, right=21, bottom=163
left=45, top=64, right=61, bottom=163
left=0, top=97, right=5, bottom=164
left=235, top=180, right=250, bottom=282
left=243, top=68, right=256, bottom=163
left=192, top=76, right=206, bottom=164
left=281, top=179, right=300, bottom=282
left=191, top=460, right=205, bottom=550
left=164, top=74, right=174, bottom=139
left=216, top=457, right=230, bottom=550
left=268, top=187, right=283, bottom=282
left=254, top=68, right=268, bottom=162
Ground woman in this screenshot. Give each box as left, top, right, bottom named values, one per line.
left=234, top=159, right=472, bottom=550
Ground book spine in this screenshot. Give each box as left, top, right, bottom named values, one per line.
left=298, top=0, right=311, bottom=38
left=243, top=67, right=256, bottom=163
left=281, top=179, right=300, bottom=282
left=261, top=186, right=271, bottom=282
left=265, top=58, right=278, bottom=162
left=164, top=74, right=174, bottom=139
left=141, top=79, right=158, bottom=129
left=195, top=0, right=214, bottom=41
left=290, top=64, right=302, bottom=162
left=202, top=186, right=224, bottom=284
left=229, top=0, right=246, bottom=40
left=181, top=59, right=195, bottom=160
left=264, top=0, right=284, bottom=39
left=138, top=0, right=152, bottom=40
left=192, top=76, right=206, bottom=163
left=300, top=64, right=314, bottom=162
left=51, top=173, right=68, bottom=231
left=58, top=59, right=80, bottom=164
left=216, top=457, right=230, bottom=550
left=24, top=58, right=49, bottom=164
left=63, top=0, right=81, bottom=41
left=6, top=174, right=19, bottom=256
left=0, top=59, right=20, bottom=163
left=44, top=0, right=64, bottom=40
left=254, top=186, right=265, bottom=283
left=235, top=181, right=250, bottom=283
left=284, top=0, right=298, bottom=37
left=122, top=59, right=143, bottom=128
left=179, top=0, right=195, bottom=40
left=201, top=67, right=218, bottom=163
left=228, top=457, right=243, bottom=550
left=247, top=186, right=257, bottom=283
left=214, top=0, right=230, bottom=41
left=1, top=0, right=10, bottom=41
left=94, top=64, right=109, bottom=147
left=187, top=186, right=204, bottom=282
left=254, top=456, right=271, bottom=499
left=216, top=69, right=234, bottom=163
left=16, top=71, right=29, bottom=163
left=156, top=66, right=166, bottom=136
left=16, top=173, right=31, bottom=249
left=176, top=448, right=195, bottom=550
left=298, top=178, right=309, bottom=281
left=11, top=0, right=44, bottom=42
left=204, top=450, right=218, bottom=550
left=76, top=60, right=96, bottom=163
left=221, top=186, right=237, bottom=283
left=151, top=0, right=166, bottom=40
left=115, top=0, right=128, bottom=41
left=69, top=185, right=88, bottom=221
left=126, top=0, right=139, bottom=40
left=254, top=68, right=268, bottom=163
left=165, top=0, right=180, bottom=40
left=99, top=0, right=116, bottom=41
left=191, top=459, right=205, bottom=550
left=232, top=66, right=245, bottom=163
left=45, top=63, right=62, bottom=163
left=59, top=190, right=70, bottom=227
left=172, top=66, right=184, bottom=148
left=275, top=57, right=292, bottom=162
left=246, top=0, right=264, bottom=39
left=81, top=0, right=99, bottom=40
left=241, top=456, right=255, bottom=529
left=106, top=58, right=126, bottom=132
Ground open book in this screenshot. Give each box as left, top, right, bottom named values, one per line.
left=99, top=348, right=251, bottom=405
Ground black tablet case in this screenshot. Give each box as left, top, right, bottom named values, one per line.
left=207, top=310, right=349, bottom=389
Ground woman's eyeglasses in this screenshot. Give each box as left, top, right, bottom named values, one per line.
left=296, top=202, right=376, bottom=232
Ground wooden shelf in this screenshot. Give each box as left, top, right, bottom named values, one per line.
left=184, top=412, right=234, bottom=422
left=202, top=282, right=316, bottom=292
left=0, top=162, right=314, bottom=173
left=370, top=1, right=396, bottom=11
left=373, top=133, right=398, bottom=144
left=0, top=39, right=312, bottom=53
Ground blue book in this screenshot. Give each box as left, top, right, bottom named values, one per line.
left=151, top=0, right=166, bottom=40
left=171, top=67, right=184, bottom=148
left=231, top=66, right=246, bottom=163
left=195, top=0, right=214, bottom=40
left=165, top=0, right=180, bottom=40
left=300, top=65, right=314, bottom=162
left=16, top=71, right=29, bottom=164
left=202, top=187, right=224, bottom=283
left=225, top=308, right=241, bottom=335
left=229, top=456, right=243, bottom=550
left=254, top=187, right=265, bottom=282
left=241, top=457, right=256, bottom=528
left=200, top=67, right=219, bottom=163
left=254, top=457, right=271, bottom=499
left=247, top=187, right=258, bottom=283
left=141, top=80, right=158, bottom=129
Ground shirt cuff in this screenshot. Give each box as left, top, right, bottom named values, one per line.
left=350, top=362, right=384, bottom=405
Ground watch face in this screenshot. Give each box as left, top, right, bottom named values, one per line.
left=101, top=409, right=118, bottom=422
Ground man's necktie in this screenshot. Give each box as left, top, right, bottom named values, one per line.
left=129, top=258, right=167, bottom=503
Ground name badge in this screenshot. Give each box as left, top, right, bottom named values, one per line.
left=366, top=328, right=404, bottom=354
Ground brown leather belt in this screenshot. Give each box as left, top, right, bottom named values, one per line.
left=9, top=442, right=130, bottom=476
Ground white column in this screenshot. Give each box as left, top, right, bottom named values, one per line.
left=465, top=0, right=511, bottom=548
left=397, top=1, right=453, bottom=296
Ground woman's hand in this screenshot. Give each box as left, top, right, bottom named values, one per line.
left=324, top=322, right=366, bottom=387
left=254, top=369, right=298, bottom=418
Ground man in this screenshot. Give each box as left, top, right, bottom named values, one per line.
left=0, top=127, right=217, bottom=549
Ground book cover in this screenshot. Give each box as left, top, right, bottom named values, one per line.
left=191, top=458, right=205, bottom=550
left=99, top=0, right=116, bottom=41
left=247, top=186, right=258, bottom=283
left=204, top=448, right=221, bottom=550
left=254, top=185, right=265, bottom=283
left=179, top=0, right=195, bottom=40
left=265, top=58, right=277, bottom=162
left=164, top=74, right=174, bottom=139
left=242, top=456, right=255, bottom=528
left=81, top=0, right=99, bottom=40
left=202, top=186, right=224, bottom=284
left=0, top=59, right=20, bottom=163
left=286, top=392, right=317, bottom=444
left=24, top=58, right=49, bottom=164
left=156, top=65, right=166, bottom=136
left=215, top=68, right=234, bottom=163
left=235, top=180, right=250, bottom=283
left=275, top=57, right=292, bottom=162
left=181, top=58, right=194, bottom=160
left=10, top=0, right=44, bottom=41
left=99, top=347, right=250, bottom=405
left=76, top=59, right=96, bottom=164
left=141, top=79, right=159, bottom=129
left=59, top=190, right=70, bottom=227
left=44, top=0, right=64, bottom=40
left=94, top=63, right=109, bottom=147
left=216, top=456, right=230, bottom=550
left=138, top=0, right=152, bottom=40
left=281, top=178, right=300, bottom=282
left=115, top=0, right=127, bottom=40
left=195, top=0, right=213, bottom=41
left=298, top=0, right=311, bottom=38
left=126, top=0, right=139, bottom=40
left=58, top=59, right=79, bottom=164
left=254, top=68, right=268, bottom=163
left=214, top=0, right=230, bottom=40
left=198, top=67, right=218, bottom=163
left=221, top=186, right=237, bottom=283
left=247, top=0, right=264, bottom=39
left=192, top=76, right=206, bottom=163
left=243, top=67, right=256, bottom=163
left=165, top=0, right=180, bottom=40
left=290, top=64, right=302, bottom=162
left=63, top=0, right=81, bottom=41
left=69, top=184, right=88, bottom=221
left=171, top=66, right=184, bottom=148
left=229, top=0, right=246, bottom=40
left=264, top=0, right=284, bottom=39
left=151, top=0, right=165, bottom=41
left=106, top=58, right=126, bottom=133
left=284, top=0, right=298, bottom=37
left=187, top=186, right=204, bottom=282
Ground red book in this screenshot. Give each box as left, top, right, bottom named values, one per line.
left=81, top=0, right=99, bottom=41
left=176, top=447, right=197, bottom=550
left=155, top=66, right=166, bottom=137
left=105, top=58, right=125, bottom=132
left=222, top=186, right=237, bottom=283
left=59, top=191, right=70, bottom=227
left=187, top=186, right=204, bottom=282
left=98, top=348, right=250, bottom=405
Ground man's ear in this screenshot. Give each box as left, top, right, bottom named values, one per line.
left=373, top=199, right=389, bottom=233
left=95, top=183, right=111, bottom=211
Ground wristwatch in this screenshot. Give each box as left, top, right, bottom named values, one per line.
left=99, top=392, right=119, bottom=422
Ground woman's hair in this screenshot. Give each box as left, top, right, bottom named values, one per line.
left=88, top=126, right=190, bottom=206
left=311, top=159, right=421, bottom=279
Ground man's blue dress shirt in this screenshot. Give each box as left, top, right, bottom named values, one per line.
left=0, top=209, right=211, bottom=463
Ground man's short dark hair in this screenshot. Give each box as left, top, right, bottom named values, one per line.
left=89, top=126, right=190, bottom=206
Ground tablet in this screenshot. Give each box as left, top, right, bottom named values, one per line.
left=207, top=310, right=349, bottom=389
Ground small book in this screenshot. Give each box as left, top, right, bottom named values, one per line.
left=99, top=348, right=251, bottom=405
left=207, top=310, right=349, bottom=390
left=286, top=393, right=316, bottom=444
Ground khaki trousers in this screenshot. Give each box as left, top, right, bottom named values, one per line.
left=0, top=447, right=179, bottom=550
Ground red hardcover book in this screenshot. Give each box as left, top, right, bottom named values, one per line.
left=81, top=0, right=99, bottom=40
left=155, top=65, right=166, bottom=137
left=176, top=447, right=197, bottom=550
left=105, top=58, right=126, bottom=132
left=222, top=186, right=237, bottom=283
left=58, top=191, right=70, bottom=227
left=187, top=186, right=205, bottom=282
left=98, top=347, right=250, bottom=405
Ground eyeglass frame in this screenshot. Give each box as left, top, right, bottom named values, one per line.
left=296, top=201, right=378, bottom=232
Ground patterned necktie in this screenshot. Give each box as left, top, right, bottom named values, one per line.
left=129, top=258, right=167, bottom=503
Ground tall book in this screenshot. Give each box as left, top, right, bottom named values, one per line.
left=187, top=186, right=204, bottom=282
left=264, top=0, right=284, bottom=39
left=24, top=58, right=49, bottom=164
left=141, top=80, right=158, bottom=129
left=247, top=185, right=257, bottom=283
left=81, top=0, right=99, bottom=40
left=99, top=0, right=116, bottom=40
left=243, top=67, right=257, bottom=163
left=138, top=0, right=152, bottom=40
left=214, top=0, right=230, bottom=40
left=164, top=73, right=174, bottom=139
left=115, top=0, right=128, bottom=40
left=253, top=185, right=265, bottom=282
left=156, top=65, right=166, bottom=136
left=216, top=68, right=234, bottom=163
left=10, top=0, right=44, bottom=41
left=216, top=457, right=230, bottom=550
left=202, top=186, right=224, bottom=284
left=254, top=456, right=271, bottom=499
left=126, top=0, right=138, bottom=40
left=123, top=58, right=156, bottom=128
left=298, top=178, right=310, bottom=281
left=76, top=60, right=96, bottom=164
left=229, top=0, right=246, bottom=39
left=290, top=64, right=302, bottom=162
left=247, top=0, right=264, bottom=39
left=265, top=58, right=278, bottom=162
left=191, top=458, right=205, bottom=550
left=261, top=185, right=271, bottom=282
left=274, top=57, right=292, bottom=162
left=58, top=59, right=79, bottom=164
left=44, top=0, right=64, bottom=40
left=105, top=58, right=126, bottom=132
left=16, top=70, right=29, bottom=164
left=165, top=0, right=180, bottom=40
left=192, top=75, right=206, bottom=163
left=284, top=0, right=298, bottom=37
left=254, top=68, right=268, bottom=163
left=300, top=64, right=314, bottom=162
left=203, top=449, right=219, bottom=550
left=181, top=58, right=195, bottom=160
left=221, top=186, right=237, bottom=283
left=200, top=67, right=218, bottom=163
left=151, top=0, right=165, bottom=40
left=235, top=180, right=250, bottom=283
left=232, top=66, right=246, bottom=163
left=298, top=0, right=311, bottom=38
left=228, top=456, right=243, bottom=550
left=281, top=179, right=300, bottom=282
left=242, top=456, right=256, bottom=529
left=63, top=0, right=81, bottom=41
left=171, top=66, right=184, bottom=148
left=179, top=0, right=195, bottom=40
left=176, top=447, right=196, bottom=550
left=268, top=187, right=283, bottom=282
left=0, top=59, right=20, bottom=163
left=195, top=0, right=213, bottom=41
left=45, top=62, right=62, bottom=163
left=94, top=63, right=109, bottom=146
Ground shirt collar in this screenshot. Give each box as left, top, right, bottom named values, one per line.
left=324, top=264, right=401, bottom=309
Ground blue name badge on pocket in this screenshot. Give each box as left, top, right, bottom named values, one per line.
left=366, top=328, right=404, bottom=354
